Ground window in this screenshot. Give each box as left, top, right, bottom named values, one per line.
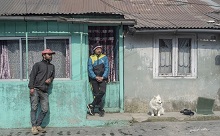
left=153, top=35, right=197, bottom=78
left=46, top=38, right=70, bottom=78
left=0, top=37, right=70, bottom=80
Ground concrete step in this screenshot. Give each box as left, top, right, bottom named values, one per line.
left=86, top=111, right=220, bottom=125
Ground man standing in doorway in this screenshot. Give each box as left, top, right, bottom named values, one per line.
left=28, top=49, right=55, bottom=135
left=87, top=43, right=109, bottom=117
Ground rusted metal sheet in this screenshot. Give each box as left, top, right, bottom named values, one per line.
left=0, top=0, right=218, bottom=29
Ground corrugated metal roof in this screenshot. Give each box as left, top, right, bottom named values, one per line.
left=0, top=0, right=117, bottom=15
left=116, top=0, right=218, bottom=29
left=0, top=0, right=219, bottom=29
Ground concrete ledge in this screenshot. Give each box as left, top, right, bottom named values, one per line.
left=131, top=111, right=220, bottom=123
left=86, top=113, right=133, bottom=127
left=86, top=111, right=220, bottom=127
left=87, top=113, right=132, bottom=121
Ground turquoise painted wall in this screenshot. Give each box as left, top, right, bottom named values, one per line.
left=0, top=21, right=123, bottom=128
left=0, top=80, right=87, bottom=128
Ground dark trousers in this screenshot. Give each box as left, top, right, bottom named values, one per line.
left=30, top=88, right=49, bottom=127
left=90, top=80, right=107, bottom=110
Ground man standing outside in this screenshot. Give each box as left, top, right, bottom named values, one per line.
left=28, top=49, right=55, bottom=135
left=87, top=43, right=109, bottom=117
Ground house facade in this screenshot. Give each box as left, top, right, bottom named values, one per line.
left=124, top=31, right=220, bottom=112
left=0, top=0, right=136, bottom=128
left=123, top=0, right=220, bottom=112
left=0, top=19, right=127, bottom=128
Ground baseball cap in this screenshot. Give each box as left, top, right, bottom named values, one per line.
left=42, top=49, right=55, bottom=55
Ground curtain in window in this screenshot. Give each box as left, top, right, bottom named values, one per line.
left=88, top=26, right=117, bottom=82
left=0, top=40, right=20, bottom=79
left=178, top=38, right=191, bottom=74
left=0, top=42, right=11, bottom=79
left=159, top=39, right=172, bottom=74
left=46, top=39, right=70, bottom=78
left=22, top=40, right=44, bottom=79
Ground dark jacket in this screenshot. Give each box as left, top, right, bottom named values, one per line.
left=28, top=60, right=55, bottom=91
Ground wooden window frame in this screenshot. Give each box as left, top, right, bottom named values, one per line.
left=153, top=34, right=197, bottom=79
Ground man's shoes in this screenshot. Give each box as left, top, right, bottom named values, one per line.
left=99, top=109, right=105, bottom=117
left=31, top=126, right=39, bottom=135
left=87, top=104, right=94, bottom=115
left=37, top=126, right=46, bottom=133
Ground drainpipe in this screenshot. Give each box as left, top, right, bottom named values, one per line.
left=25, top=32, right=28, bottom=80
left=73, top=32, right=88, bottom=80
left=80, top=32, right=83, bottom=80
left=25, top=20, right=29, bottom=80
left=24, top=0, right=29, bottom=80
left=19, top=38, right=22, bottom=80
left=119, top=25, right=124, bottom=113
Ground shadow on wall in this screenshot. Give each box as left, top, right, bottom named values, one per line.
left=213, top=55, right=220, bottom=110
left=41, top=84, right=53, bottom=127
left=215, top=55, right=220, bottom=65
left=214, top=88, right=220, bottom=111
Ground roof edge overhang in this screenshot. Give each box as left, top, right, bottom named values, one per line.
left=66, top=18, right=136, bottom=25
left=136, top=29, right=220, bottom=33
left=0, top=16, right=136, bottom=25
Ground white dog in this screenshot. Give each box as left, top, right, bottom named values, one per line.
left=149, top=95, right=164, bottom=116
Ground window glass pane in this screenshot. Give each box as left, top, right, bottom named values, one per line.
left=159, top=39, right=172, bottom=74
left=0, top=40, right=20, bottom=79
left=178, top=38, right=191, bottom=74
left=22, top=39, right=44, bottom=79
left=46, top=39, right=70, bottom=78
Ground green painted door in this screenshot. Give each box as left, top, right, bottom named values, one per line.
left=86, top=26, right=123, bottom=112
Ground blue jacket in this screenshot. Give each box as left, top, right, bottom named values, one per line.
left=88, top=54, right=109, bottom=80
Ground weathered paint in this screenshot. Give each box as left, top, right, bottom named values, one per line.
left=0, top=80, right=87, bottom=128
left=0, top=80, right=126, bottom=128
left=124, top=33, right=220, bottom=112
left=0, top=21, right=123, bottom=128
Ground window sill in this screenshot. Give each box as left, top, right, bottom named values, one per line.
left=153, top=76, right=197, bottom=79
left=0, top=78, right=72, bottom=81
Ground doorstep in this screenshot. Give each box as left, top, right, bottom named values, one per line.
left=86, top=111, right=220, bottom=126
left=86, top=113, right=133, bottom=127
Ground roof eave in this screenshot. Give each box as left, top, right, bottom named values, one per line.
left=66, top=18, right=136, bottom=25
left=0, top=16, right=136, bottom=25
left=136, top=28, right=220, bottom=33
